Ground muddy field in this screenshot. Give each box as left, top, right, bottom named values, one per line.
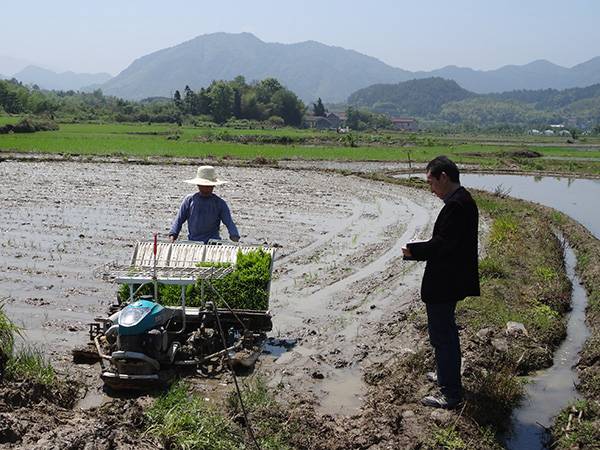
left=0, top=160, right=442, bottom=447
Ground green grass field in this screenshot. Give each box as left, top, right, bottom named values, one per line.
left=1, top=120, right=600, bottom=174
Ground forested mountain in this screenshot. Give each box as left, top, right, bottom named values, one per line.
left=98, top=32, right=600, bottom=102
left=12, top=66, right=112, bottom=91
left=348, top=77, right=600, bottom=128
left=348, top=78, right=475, bottom=116
left=100, top=32, right=412, bottom=102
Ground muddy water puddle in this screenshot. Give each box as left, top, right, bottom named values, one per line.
left=0, top=160, right=441, bottom=415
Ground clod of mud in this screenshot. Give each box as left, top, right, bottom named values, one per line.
left=0, top=378, right=154, bottom=449
left=71, top=343, right=101, bottom=364
left=0, top=379, right=79, bottom=410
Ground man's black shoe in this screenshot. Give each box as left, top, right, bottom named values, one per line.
left=421, top=394, right=462, bottom=409
left=426, top=371, right=438, bottom=383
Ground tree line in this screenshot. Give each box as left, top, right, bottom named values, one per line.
left=0, top=76, right=305, bottom=126
left=0, top=78, right=178, bottom=123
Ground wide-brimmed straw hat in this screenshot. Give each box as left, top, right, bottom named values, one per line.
left=183, top=166, right=228, bottom=186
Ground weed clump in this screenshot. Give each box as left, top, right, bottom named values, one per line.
left=5, top=345, right=56, bottom=385
left=1, top=304, right=56, bottom=385
left=551, top=400, right=600, bottom=449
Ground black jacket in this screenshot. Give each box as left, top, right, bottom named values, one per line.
left=407, top=186, right=480, bottom=303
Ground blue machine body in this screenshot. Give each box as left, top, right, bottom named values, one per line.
left=118, top=299, right=168, bottom=336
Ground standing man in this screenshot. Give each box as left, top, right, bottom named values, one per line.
left=169, top=165, right=240, bottom=243
left=402, top=156, right=480, bottom=409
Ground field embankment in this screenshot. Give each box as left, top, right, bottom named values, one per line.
left=1, top=121, right=600, bottom=176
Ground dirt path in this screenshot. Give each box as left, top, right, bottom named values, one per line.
left=0, top=160, right=440, bottom=445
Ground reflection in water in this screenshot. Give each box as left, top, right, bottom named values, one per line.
left=395, top=173, right=600, bottom=238
left=459, top=174, right=600, bottom=239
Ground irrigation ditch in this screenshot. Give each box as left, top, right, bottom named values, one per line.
left=0, top=157, right=598, bottom=449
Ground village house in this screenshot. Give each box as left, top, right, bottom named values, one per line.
left=304, top=112, right=347, bottom=130
left=391, top=117, right=418, bottom=131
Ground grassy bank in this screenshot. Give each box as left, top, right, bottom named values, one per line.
left=1, top=122, right=600, bottom=175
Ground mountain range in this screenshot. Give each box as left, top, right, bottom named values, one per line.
left=4, top=33, right=600, bottom=102
left=11, top=66, right=112, bottom=91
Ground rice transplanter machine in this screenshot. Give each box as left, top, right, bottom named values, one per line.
left=87, top=238, right=275, bottom=389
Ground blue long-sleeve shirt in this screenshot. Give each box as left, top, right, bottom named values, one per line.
left=169, top=193, right=240, bottom=243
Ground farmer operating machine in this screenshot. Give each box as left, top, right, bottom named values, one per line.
left=86, top=238, right=275, bottom=390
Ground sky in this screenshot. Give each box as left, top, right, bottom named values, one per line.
left=1, top=0, right=600, bottom=76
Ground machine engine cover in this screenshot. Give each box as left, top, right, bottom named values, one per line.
left=118, top=300, right=166, bottom=336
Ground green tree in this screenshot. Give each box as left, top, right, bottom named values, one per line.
left=208, top=81, right=234, bottom=123
left=173, top=90, right=183, bottom=111
left=272, top=89, right=304, bottom=126
left=240, top=91, right=265, bottom=120
left=256, top=78, right=283, bottom=103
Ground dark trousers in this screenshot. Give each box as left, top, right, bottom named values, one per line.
left=426, top=301, right=462, bottom=399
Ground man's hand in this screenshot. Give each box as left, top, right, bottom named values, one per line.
left=169, top=234, right=177, bottom=243
left=402, top=246, right=412, bottom=257
left=230, top=236, right=240, bottom=243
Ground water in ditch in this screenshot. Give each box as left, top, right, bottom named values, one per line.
left=504, top=240, right=590, bottom=449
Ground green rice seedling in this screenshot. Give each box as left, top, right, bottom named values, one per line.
left=534, top=265, right=557, bottom=283
left=117, top=249, right=271, bottom=310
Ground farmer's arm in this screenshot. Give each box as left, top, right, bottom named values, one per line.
left=220, top=201, right=240, bottom=242
left=169, top=196, right=190, bottom=241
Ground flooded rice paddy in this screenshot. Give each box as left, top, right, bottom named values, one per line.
left=0, top=160, right=440, bottom=415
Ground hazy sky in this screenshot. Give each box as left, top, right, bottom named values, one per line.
left=2, top=0, right=600, bottom=76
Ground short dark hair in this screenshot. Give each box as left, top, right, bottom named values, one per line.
left=426, top=156, right=460, bottom=183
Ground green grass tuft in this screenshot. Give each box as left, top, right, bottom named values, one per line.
left=0, top=302, right=19, bottom=356
left=428, top=426, right=467, bottom=450
left=145, top=382, right=242, bottom=450
left=6, top=345, right=56, bottom=385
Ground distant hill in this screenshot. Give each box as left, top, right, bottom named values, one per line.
left=348, top=78, right=600, bottom=128
left=417, top=58, right=600, bottom=93
left=348, top=78, right=475, bottom=116
left=13, top=66, right=112, bottom=91
left=99, top=32, right=412, bottom=102
left=98, top=32, right=600, bottom=102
